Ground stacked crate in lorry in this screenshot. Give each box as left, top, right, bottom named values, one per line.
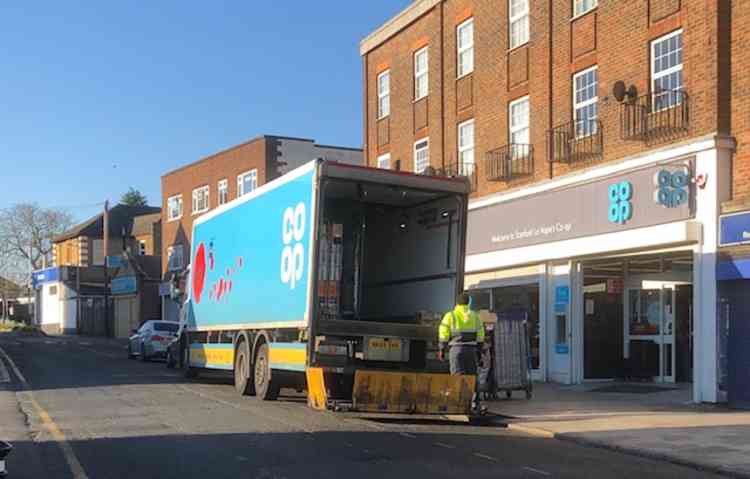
left=318, top=222, right=343, bottom=320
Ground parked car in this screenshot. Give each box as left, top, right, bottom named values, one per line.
left=128, top=320, right=179, bottom=361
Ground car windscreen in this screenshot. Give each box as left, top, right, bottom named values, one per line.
left=153, top=323, right=179, bottom=333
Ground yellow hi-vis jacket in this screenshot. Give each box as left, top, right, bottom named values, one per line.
left=439, top=305, right=485, bottom=346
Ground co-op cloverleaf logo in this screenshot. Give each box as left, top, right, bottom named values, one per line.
left=281, top=203, right=306, bottom=289
left=654, top=168, right=690, bottom=208
left=608, top=181, right=633, bottom=225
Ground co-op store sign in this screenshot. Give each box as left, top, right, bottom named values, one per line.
left=466, top=158, right=695, bottom=255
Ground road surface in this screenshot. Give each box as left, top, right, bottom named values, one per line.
left=0, top=333, right=723, bottom=479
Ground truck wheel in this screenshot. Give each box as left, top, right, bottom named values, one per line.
left=254, top=343, right=279, bottom=401
left=183, top=344, right=198, bottom=379
left=234, top=340, right=256, bottom=396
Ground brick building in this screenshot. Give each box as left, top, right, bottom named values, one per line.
left=362, top=0, right=749, bottom=405
left=159, top=135, right=362, bottom=321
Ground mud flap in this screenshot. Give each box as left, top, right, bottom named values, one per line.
left=352, top=371, right=475, bottom=415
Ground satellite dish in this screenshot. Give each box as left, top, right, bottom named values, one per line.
left=612, top=81, right=626, bottom=102
left=626, top=85, right=638, bottom=103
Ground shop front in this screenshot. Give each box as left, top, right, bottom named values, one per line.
left=464, top=137, right=733, bottom=403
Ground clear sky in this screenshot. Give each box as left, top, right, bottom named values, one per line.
left=0, top=1, right=409, bottom=221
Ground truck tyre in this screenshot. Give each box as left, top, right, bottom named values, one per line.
left=234, top=340, right=256, bottom=396
left=254, top=343, right=280, bottom=401
left=183, top=343, right=198, bottom=379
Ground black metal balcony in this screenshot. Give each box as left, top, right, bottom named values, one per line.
left=485, top=144, right=534, bottom=181
left=547, top=119, right=603, bottom=164
left=437, top=162, right=478, bottom=192
left=620, top=90, right=689, bottom=141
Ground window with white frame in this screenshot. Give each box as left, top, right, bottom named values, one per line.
left=573, top=0, right=597, bottom=17
left=458, top=119, right=475, bottom=174
left=192, top=185, right=209, bottom=214
left=509, top=0, right=529, bottom=49
left=218, top=179, right=228, bottom=205
left=377, top=153, right=391, bottom=169
left=414, top=47, right=429, bottom=100
left=414, top=138, right=430, bottom=174
left=651, top=30, right=683, bottom=111
left=237, top=169, right=257, bottom=197
left=377, top=70, right=390, bottom=119
left=167, top=245, right=184, bottom=272
left=457, top=19, right=474, bottom=78
left=167, top=194, right=183, bottom=221
left=573, top=66, right=598, bottom=137
left=509, top=97, right=530, bottom=148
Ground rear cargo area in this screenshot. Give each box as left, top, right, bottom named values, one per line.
left=316, top=176, right=464, bottom=327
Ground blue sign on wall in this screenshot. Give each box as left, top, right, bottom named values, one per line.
left=720, top=212, right=750, bottom=247
left=555, top=344, right=570, bottom=354
left=32, top=268, right=60, bottom=289
left=555, top=286, right=570, bottom=304
left=608, top=181, right=633, bottom=225
left=111, top=276, right=137, bottom=295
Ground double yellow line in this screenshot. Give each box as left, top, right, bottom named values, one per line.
left=0, top=346, right=89, bottom=479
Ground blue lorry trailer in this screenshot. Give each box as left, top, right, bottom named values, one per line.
left=181, top=160, right=475, bottom=413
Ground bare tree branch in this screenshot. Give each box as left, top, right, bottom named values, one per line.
left=0, top=203, right=74, bottom=273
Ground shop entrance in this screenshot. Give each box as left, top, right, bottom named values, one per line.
left=582, top=252, right=693, bottom=383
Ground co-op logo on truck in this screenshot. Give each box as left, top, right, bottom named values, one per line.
left=281, top=203, right=306, bottom=289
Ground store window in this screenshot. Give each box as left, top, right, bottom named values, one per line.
left=377, top=153, right=391, bottom=170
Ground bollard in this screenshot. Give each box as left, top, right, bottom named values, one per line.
left=0, top=440, right=12, bottom=478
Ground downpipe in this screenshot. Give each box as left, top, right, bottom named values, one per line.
left=0, top=440, right=12, bottom=478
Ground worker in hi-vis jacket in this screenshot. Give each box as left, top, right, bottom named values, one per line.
left=438, top=292, right=485, bottom=412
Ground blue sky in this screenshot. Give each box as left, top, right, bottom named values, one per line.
left=0, top=1, right=409, bottom=220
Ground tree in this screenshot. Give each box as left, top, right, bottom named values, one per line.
left=0, top=203, right=74, bottom=272
left=120, top=188, right=148, bottom=207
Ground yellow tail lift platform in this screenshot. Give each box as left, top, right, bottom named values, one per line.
left=306, top=368, right=475, bottom=415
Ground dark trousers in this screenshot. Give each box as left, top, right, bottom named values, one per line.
left=449, top=344, right=480, bottom=409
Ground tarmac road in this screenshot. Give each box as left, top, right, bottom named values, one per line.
left=0, top=333, right=726, bottom=479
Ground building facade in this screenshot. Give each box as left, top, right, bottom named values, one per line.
left=362, top=0, right=748, bottom=404
left=159, top=135, right=363, bottom=320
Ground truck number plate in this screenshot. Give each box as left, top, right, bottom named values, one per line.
left=365, top=337, right=407, bottom=362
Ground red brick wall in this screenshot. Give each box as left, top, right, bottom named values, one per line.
left=731, top=1, right=750, bottom=201
left=363, top=0, right=726, bottom=200
left=160, top=138, right=269, bottom=274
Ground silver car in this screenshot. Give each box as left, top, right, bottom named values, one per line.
left=128, top=320, right=179, bottom=361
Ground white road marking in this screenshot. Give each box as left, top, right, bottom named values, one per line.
left=399, top=432, right=417, bottom=439
left=522, top=466, right=551, bottom=476
left=434, top=442, right=456, bottom=449
left=0, top=346, right=90, bottom=479
left=473, top=452, right=497, bottom=462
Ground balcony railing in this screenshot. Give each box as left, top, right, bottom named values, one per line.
left=620, top=90, right=689, bottom=141
left=485, top=144, right=534, bottom=181
left=437, top=162, right=478, bottom=192
left=547, top=119, right=603, bottom=164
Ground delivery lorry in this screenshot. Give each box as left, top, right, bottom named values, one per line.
left=180, top=159, right=475, bottom=414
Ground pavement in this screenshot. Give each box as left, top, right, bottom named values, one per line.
left=0, top=332, right=732, bottom=478
left=488, top=382, right=750, bottom=478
